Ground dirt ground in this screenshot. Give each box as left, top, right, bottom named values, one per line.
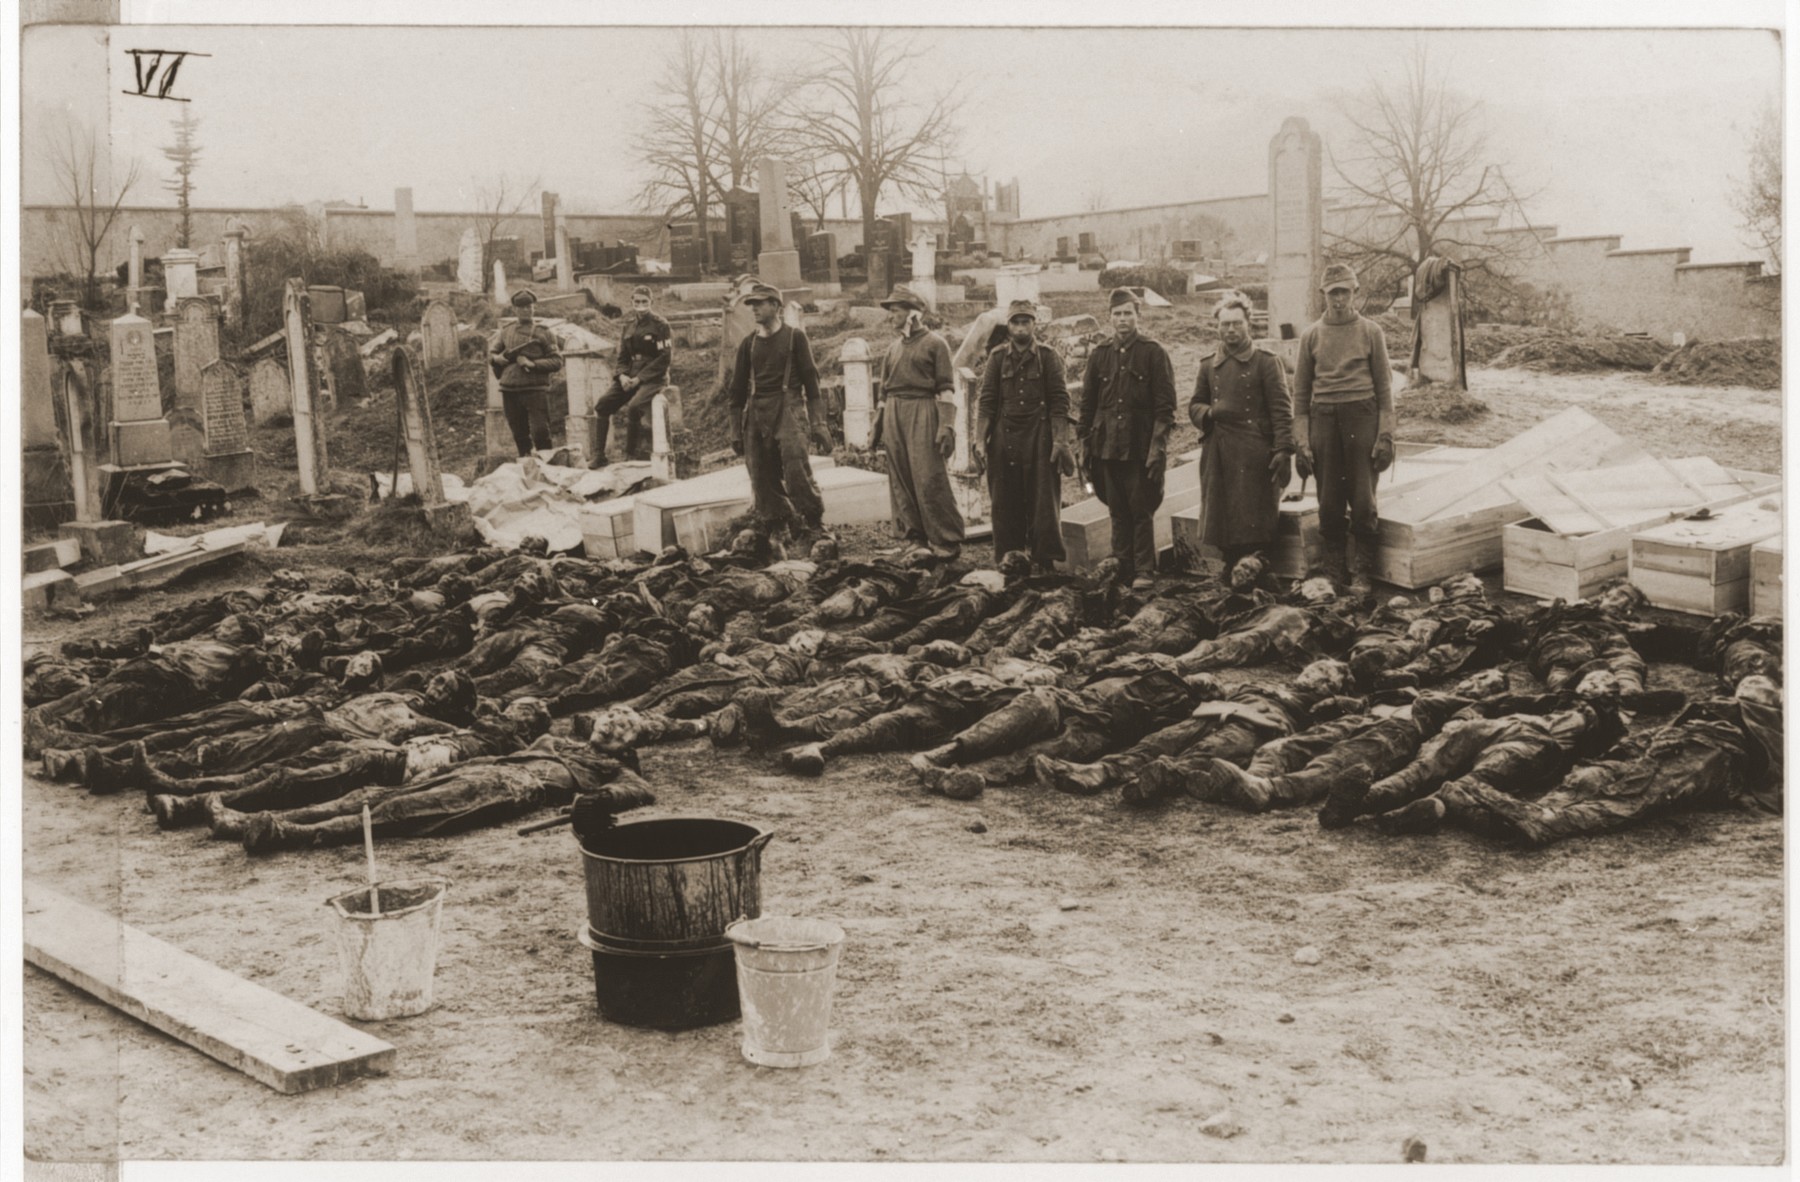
left=19, top=359, right=1786, bottom=1166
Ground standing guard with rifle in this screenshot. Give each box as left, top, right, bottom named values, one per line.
left=974, top=299, right=1076, bottom=569
left=488, top=289, right=564, bottom=457
left=725, top=283, right=832, bottom=537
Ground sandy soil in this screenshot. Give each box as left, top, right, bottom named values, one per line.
left=20, top=363, right=1786, bottom=1167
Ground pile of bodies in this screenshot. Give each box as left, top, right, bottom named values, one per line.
left=23, top=531, right=1783, bottom=856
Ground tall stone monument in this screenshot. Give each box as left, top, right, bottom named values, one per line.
left=492, top=259, right=509, bottom=307
left=910, top=231, right=939, bottom=310
left=1267, top=116, right=1323, bottom=342
left=541, top=191, right=559, bottom=261
left=394, top=187, right=420, bottom=274
left=840, top=337, right=874, bottom=450
left=172, top=297, right=220, bottom=411
left=420, top=301, right=459, bottom=368
left=555, top=214, right=575, bottom=291
left=283, top=279, right=331, bottom=498
left=755, top=158, right=803, bottom=290
left=127, top=225, right=146, bottom=314
left=457, top=228, right=484, bottom=294
left=198, top=359, right=255, bottom=489
left=222, top=222, right=248, bottom=329
left=161, top=248, right=201, bottom=313
left=389, top=346, right=470, bottom=532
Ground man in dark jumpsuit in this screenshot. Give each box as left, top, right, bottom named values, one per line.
left=592, top=285, right=672, bottom=467
left=975, top=299, right=1076, bottom=569
left=878, top=283, right=965, bottom=561
left=488, top=289, right=565, bottom=456
left=1080, top=288, right=1177, bottom=590
left=726, top=283, right=832, bottom=534
left=1190, top=294, right=1295, bottom=568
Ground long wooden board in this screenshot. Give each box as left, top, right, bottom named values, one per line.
left=23, top=881, right=396, bottom=1094
left=1502, top=455, right=1742, bottom=536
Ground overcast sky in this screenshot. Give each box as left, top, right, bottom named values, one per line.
left=20, top=21, right=1782, bottom=263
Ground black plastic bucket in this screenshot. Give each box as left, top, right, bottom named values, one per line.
left=576, top=924, right=740, bottom=1030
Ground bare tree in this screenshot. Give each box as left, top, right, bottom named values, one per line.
left=1325, top=43, right=1535, bottom=302
left=709, top=30, right=801, bottom=193
left=161, top=107, right=202, bottom=249
left=45, top=117, right=142, bottom=311
left=471, top=171, right=540, bottom=291
left=1731, top=103, right=1780, bottom=273
left=791, top=29, right=962, bottom=269
left=789, top=153, right=847, bottom=235
left=634, top=31, right=721, bottom=270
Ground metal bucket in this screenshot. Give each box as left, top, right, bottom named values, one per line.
left=577, top=817, right=773, bottom=951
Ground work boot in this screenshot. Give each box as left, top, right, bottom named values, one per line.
left=1375, top=796, right=1447, bottom=836
left=150, top=791, right=215, bottom=829
left=912, top=743, right=959, bottom=773
left=734, top=689, right=781, bottom=752
left=40, top=747, right=86, bottom=781
left=1120, top=757, right=1184, bottom=807
left=928, top=543, right=962, bottom=563
left=1196, top=758, right=1273, bottom=812
left=1315, top=542, right=1349, bottom=587
left=207, top=799, right=255, bottom=841
left=709, top=703, right=746, bottom=749
left=780, top=743, right=827, bottom=777
left=1317, top=784, right=1369, bottom=831
left=83, top=741, right=148, bottom=795
left=1032, top=754, right=1110, bottom=796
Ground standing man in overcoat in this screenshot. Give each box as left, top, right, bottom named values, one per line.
left=1190, top=293, right=1296, bottom=568
left=975, top=300, right=1077, bottom=568
left=1079, top=288, right=1177, bottom=590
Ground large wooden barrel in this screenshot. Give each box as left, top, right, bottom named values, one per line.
left=578, top=817, right=773, bottom=951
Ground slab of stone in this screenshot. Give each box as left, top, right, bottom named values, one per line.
left=22, top=569, right=79, bottom=612
left=60, top=519, right=140, bottom=566
left=24, top=538, right=81, bottom=573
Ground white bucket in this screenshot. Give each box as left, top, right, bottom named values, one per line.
left=725, top=916, right=845, bottom=1068
left=325, top=878, right=449, bottom=1020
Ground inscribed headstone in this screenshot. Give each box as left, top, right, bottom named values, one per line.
left=802, top=233, right=839, bottom=285
left=323, top=328, right=368, bottom=402
left=283, top=277, right=330, bottom=495
left=493, top=259, right=509, bottom=307
left=420, top=301, right=459, bottom=368
left=108, top=314, right=163, bottom=422
left=1267, top=116, right=1323, bottom=339
left=249, top=357, right=291, bottom=424
left=161, top=248, right=200, bottom=312
left=173, top=298, right=220, bottom=411
left=200, top=360, right=249, bottom=454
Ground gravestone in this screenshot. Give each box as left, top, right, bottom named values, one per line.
left=755, top=158, right=803, bottom=289
left=161, top=249, right=200, bottom=313
left=457, top=228, right=483, bottom=294
left=802, top=232, right=839, bottom=285
left=724, top=189, right=760, bottom=268
left=199, top=360, right=255, bottom=489
left=390, top=346, right=470, bottom=532
left=493, top=259, right=509, bottom=307
left=394, top=187, right=420, bottom=272
left=106, top=313, right=173, bottom=467
left=562, top=350, right=613, bottom=465
left=541, top=191, right=559, bottom=261
left=323, top=327, right=368, bottom=403
left=420, top=301, right=459, bottom=368
left=995, top=264, right=1042, bottom=308
left=173, top=297, right=220, bottom=412
left=1412, top=258, right=1467, bottom=390
left=128, top=225, right=147, bottom=313
left=841, top=337, right=874, bottom=449
left=1267, top=115, right=1323, bottom=341
left=222, top=224, right=248, bottom=328
left=23, top=309, right=75, bottom=526
left=283, top=279, right=331, bottom=498
left=249, top=356, right=291, bottom=424
left=484, top=351, right=512, bottom=468
left=909, top=232, right=939, bottom=309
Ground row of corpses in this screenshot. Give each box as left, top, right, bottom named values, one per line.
left=21, top=531, right=1784, bottom=855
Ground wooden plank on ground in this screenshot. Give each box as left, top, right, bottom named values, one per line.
left=23, top=880, right=396, bottom=1094
left=1381, top=407, right=1646, bottom=524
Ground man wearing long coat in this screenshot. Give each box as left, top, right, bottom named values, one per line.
left=976, top=299, right=1077, bottom=568
left=1190, top=294, right=1296, bottom=567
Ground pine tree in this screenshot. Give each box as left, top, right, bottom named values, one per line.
left=161, top=109, right=202, bottom=248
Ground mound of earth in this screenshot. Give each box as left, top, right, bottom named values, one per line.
left=1486, top=333, right=1671, bottom=374
left=1398, top=382, right=1490, bottom=423
left=1649, top=338, right=1781, bottom=390
left=1464, top=323, right=1551, bottom=365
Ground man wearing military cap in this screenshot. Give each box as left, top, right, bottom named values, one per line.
left=1189, top=292, right=1295, bottom=568
left=591, top=284, right=672, bottom=468
left=488, top=288, right=564, bottom=456
left=976, top=299, right=1075, bottom=568
left=877, top=283, right=964, bottom=561
left=725, top=283, right=830, bottom=533
left=1294, top=262, right=1395, bottom=594
left=1078, top=287, right=1177, bottom=589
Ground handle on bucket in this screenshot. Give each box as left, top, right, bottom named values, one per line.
left=747, top=829, right=776, bottom=856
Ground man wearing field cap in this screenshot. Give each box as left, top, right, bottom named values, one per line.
left=488, top=288, right=564, bottom=457
left=1294, top=262, right=1395, bottom=594
left=1079, top=288, right=1177, bottom=590
left=878, top=283, right=964, bottom=562
left=725, top=283, right=830, bottom=534
left=590, top=284, right=672, bottom=468
left=1190, top=292, right=1295, bottom=569
left=976, top=299, right=1075, bottom=569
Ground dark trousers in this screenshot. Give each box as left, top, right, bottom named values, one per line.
left=1311, top=398, right=1380, bottom=547
left=1095, top=459, right=1159, bottom=580
left=988, top=418, right=1065, bottom=567
left=592, top=378, right=660, bottom=463
left=502, top=387, right=553, bottom=456
left=743, top=394, right=824, bottom=529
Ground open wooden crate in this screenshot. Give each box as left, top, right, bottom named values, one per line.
left=1629, top=492, right=1784, bottom=616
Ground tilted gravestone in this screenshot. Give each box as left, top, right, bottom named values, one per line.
left=322, top=327, right=368, bottom=403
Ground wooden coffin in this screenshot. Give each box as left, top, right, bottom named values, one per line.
left=1629, top=493, right=1784, bottom=616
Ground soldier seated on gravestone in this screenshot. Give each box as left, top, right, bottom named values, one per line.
left=591, top=285, right=672, bottom=468
left=488, top=289, right=564, bottom=456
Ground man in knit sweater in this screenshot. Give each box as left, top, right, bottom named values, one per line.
left=1293, top=263, right=1395, bottom=594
